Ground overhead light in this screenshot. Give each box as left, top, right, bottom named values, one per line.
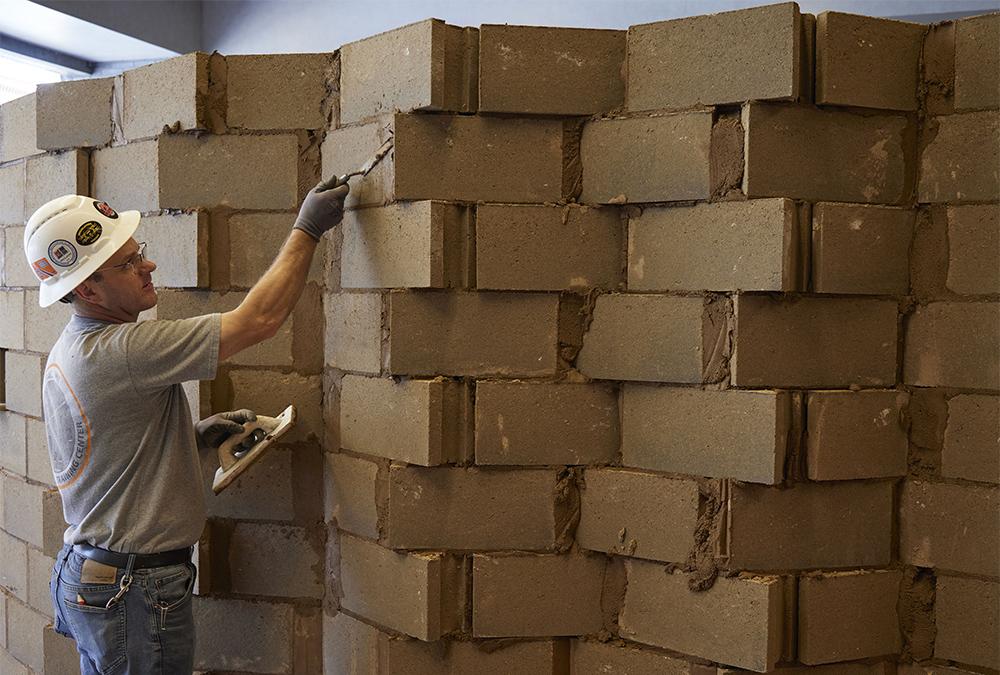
left=0, top=50, right=66, bottom=104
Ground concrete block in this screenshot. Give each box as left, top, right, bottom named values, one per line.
left=904, top=302, right=999, bottom=389
left=201, top=445, right=295, bottom=521
left=620, top=563, right=785, bottom=672
left=24, top=289, right=73, bottom=353
left=135, top=211, right=208, bottom=288
left=0, top=529, right=28, bottom=599
left=0, top=163, right=26, bottom=224
left=0, top=647, right=29, bottom=675
left=629, top=199, right=801, bottom=293
left=899, top=480, right=998, bottom=576
left=386, top=466, right=559, bottom=550
left=386, top=291, right=561, bottom=377
left=228, top=370, right=323, bottom=445
left=122, top=52, right=209, bottom=140
left=0, top=411, right=27, bottom=474
left=577, top=294, right=729, bottom=384
left=955, top=13, right=1000, bottom=110
left=919, top=111, right=1000, bottom=203
left=744, top=103, right=911, bottom=204
left=192, top=596, right=294, bottom=673
left=942, top=394, right=999, bottom=483
left=386, top=637, right=562, bottom=674
left=0, top=94, right=41, bottom=163
left=228, top=522, right=322, bottom=598
left=806, top=390, right=909, bottom=480
left=479, top=24, right=625, bottom=114
left=812, top=203, right=914, bottom=295
left=91, top=139, right=159, bottom=211
left=320, top=118, right=395, bottom=209
left=24, top=150, right=89, bottom=220
left=326, top=453, right=379, bottom=538
left=3, top=226, right=37, bottom=288
left=5, top=596, right=46, bottom=672
left=945, top=204, right=999, bottom=295
left=0, top=290, right=25, bottom=349
left=26, top=546, right=53, bottom=618
left=935, top=576, right=998, bottom=669
left=325, top=292, right=382, bottom=374
left=622, top=385, right=792, bottom=485
left=472, top=554, right=605, bottom=637
left=4, top=351, right=44, bottom=417
left=580, top=113, right=712, bottom=204
left=474, top=381, right=618, bottom=465
left=627, top=3, right=804, bottom=111
left=323, top=612, right=378, bottom=675
left=340, top=375, right=467, bottom=465
left=35, top=77, right=114, bottom=149
left=798, top=570, right=902, bottom=664
left=732, top=294, right=898, bottom=388
left=25, top=417, right=51, bottom=486
left=229, top=212, right=321, bottom=288
left=1, top=473, right=64, bottom=555
left=227, top=53, right=331, bottom=130
left=572, top=640, right=714, bottom=675
left=43, top=626, right=79, bottom=674
left=727, top=481, right=893, bottom=569
left=0, top=593, right=5, bottom=649
left=477, top=204, right=622, bottom=291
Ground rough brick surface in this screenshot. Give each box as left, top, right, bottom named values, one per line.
left=24, top=150, right=89, bottom=220
left=227, top=53, right=330, bottom=129
left=945, top=204, right=1000, bottom=295
left=5, top=596, right=47, bottom=672
left=954, top=13, right=1000, bottom=111
left=0, top=528, right=28, bottom=599
left=229, top=212, right=321, bottom=288
left=942, top=394, right=999, bottom=483
left=320, top=119, right=395, bottom=209
left=0, top=412, right=27, bottom=474
left=0, top=163, right=26, bottom=224
left=0, top=290, right=25, bottom=350
left=26, top=547, right=53, bottom=618
left=122, top=52, right=208, bottom=140
left=228, top=522, right=323, bottom=598
left=934, top=576, right=998, bottom=669
left=24, top=290, right=73, bottom=353
left=904, top=302, right=999, bottom=389
left=0, top=94, right=41, bottom=162
left=1, top=474, right=64, bottom=556
left=326, top=454, right=379, bottom=538
left=3, top=227, right=37, bottom=288
left=36, top=77, right=114, bottom=149
left=572, top=640, right=713, bottom=675
left=919, top=111, right=1000, bottom=203
left=4, top=351, right=44, bottom=417
left=228, top=370, right=323, bottom=444
left=91, top=139, right=158, bottom=211
left=324, top=292, right=382, bottom=373
left=135, top=211, right=208, bottom=288
left=192, top=596, right=294, bottom=673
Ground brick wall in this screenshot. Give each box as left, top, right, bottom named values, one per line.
left=1, top=4, right=997, bottom=674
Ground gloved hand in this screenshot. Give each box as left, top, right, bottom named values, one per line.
left=195, top=409, right=257, bottom=451
left=292, top=177, right=350, bottom=241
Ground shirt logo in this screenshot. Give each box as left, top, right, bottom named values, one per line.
left=44, top=364, right=92, bottom=490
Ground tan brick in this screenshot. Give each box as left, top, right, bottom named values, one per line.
left=4, top=351, right=44, bottom=417
left=227, top=370, right=323, bottom=445
left=943, top=394, right=999, bottom=483
left=0, top=593, right=5, bottom=649
left=0, top=94, right=41, bottom=163
left=227, top=53, right=330, bottom=130
left=91, top=139, right=159, bottom=211
left=0, top=163, right=26, bottom=224
left=327, top=453, right=379, bottom=538
left=955, top=13, right=1000, bottom=111
left=812, top=203, right=914, bottom=295
left=26, top=546, right=53, bottom=618
left=0, top=647, right=28, bottom=675
left=122, top=53, right=209, bottom=140
left=24, top=290, right=72, bottom=353
left=386, top=291, right=560, bottom=377
left=340, top=19, right=477, bottom=125
left=899, top=480, right=998, bottom=576
left=580, top=113, right=712, bottom=204
left=623, top=385, right=792, bottom=484
left=192, top=596, right=294, bottom=673
left=338, top=534, right=464, bottom=641
left=474, top=381, right=618, bottom=465
left=200, top=445, right=296, bottom=521
left=325, top=292, right=382, bottom=373
left=1, top=474, right=64, bottom=555
left=0, top=290, right=25, bottom=349
left=578, top=294, right=729, bottom=384
left=572, top=640, right=712, bottom=675
left=24, top=150, right=89, bottom=220
left=578, top=469, right=698, bottom=562
left=0, top=411, right=27, bottom=474
left=935, top=576, right=998, bottom=669
left=228, top=522, right=322, bottom=598
left=806, top=390, right=909, bottom=480
left=324, top=612, right=378, bottom=675
left=904, top=302, right=999, bottom=389
left=386, top=637, right=562, bottom=674
left=0, top=529, right=28, bottom=600
left=919, top=111, right=1000, bottom=203
left=42, top=627, right=79, bottom=674
left=479, top=25, right=625, bottom=115
left=5, top=596, right=46, bottom=672
left=387, top=466, right=558, bottom=550
left=229, top=212, right=321, bottom=288
left=136, top=211, right=208, bottom=288
left=733, top=294, right=898, bottom=388
left=320, top=118, right=395, bottom=209
left=627, top=3, right=804, bottom=111
left=25, top=418, right=50, bottom=486
left=472, top=554, right=604, bottom=637
left=946, top=205, right=999, bottom=295
left=3, top=226, right=37, bottom=288
left=620, top=564, right=784, bottom=672
left=727, top=481, right=893, bottom=569
left=744, top=103, right=910, bottom=204
left=36, top=77, right=114, bottom=149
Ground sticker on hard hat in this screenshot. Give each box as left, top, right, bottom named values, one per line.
left=76, top=221, right=103, bottom=246
left=48, top=240, right=78, bottom=267
left=93, top=201, right=118, bottom=219
left=31, top=257, right=57, bottom=279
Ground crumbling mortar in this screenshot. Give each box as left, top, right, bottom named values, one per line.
left=554, top=467, right=582, bottom=552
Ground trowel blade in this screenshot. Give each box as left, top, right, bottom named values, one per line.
left=358, top=137, right=394, bottom=177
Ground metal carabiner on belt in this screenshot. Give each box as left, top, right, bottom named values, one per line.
left=105, top=553, right=137, bottom=608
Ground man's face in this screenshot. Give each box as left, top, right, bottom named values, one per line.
left=79, top=238, right=158, bottom=315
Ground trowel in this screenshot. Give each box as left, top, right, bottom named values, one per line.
left=212, top=405, right=297, bottom=494
left=336, top=137, right=394, bottom=186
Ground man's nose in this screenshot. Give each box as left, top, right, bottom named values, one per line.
left=142, top=258, right=157, bottom=273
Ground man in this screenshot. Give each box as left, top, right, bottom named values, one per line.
left=25, top=177, right=348, bottom=674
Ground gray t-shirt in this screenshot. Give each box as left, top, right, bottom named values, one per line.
left=43, top=313, right=221, bottom=553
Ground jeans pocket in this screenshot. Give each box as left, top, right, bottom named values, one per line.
left=61, top=582, right=127, bottom=674
left=146, top=562, right=196, bottom=632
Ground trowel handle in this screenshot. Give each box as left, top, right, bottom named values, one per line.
left=218, top=421, right=268, bottom=470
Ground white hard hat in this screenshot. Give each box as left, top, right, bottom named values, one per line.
left=24, top=195, right=140, bottom=308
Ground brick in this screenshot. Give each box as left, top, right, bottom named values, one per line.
left=799, top=571, right=902, bottom=664
left=327, top=453, right=379, bottom=538
left=727, top=481, right=893, bottom=569
left=943, top=394, right=999, bottom=483
left=325, top=292, right=382, bottom=373
left=135, top=211, right=208, bottom=288
left=5, top=596, right=46, bottom=672
left=0, top=529, right=28, bottom=599
left=342, top=201, right=468, bottom=289
left=25, top=418, right=51, bottom=485
left=340, top=19, right=477, bottom=125
left=35, top=77, right=113, bottom=149
left=193, top=596, right=294, bottom=673
left=806, top=390, right=909, bottom=480
left=919, top=111, right=1000, bottom=203
left=228, top=370, right=323, bottom=445
left=744, top=103, right=910, bottom=204
left=904, top=302, right=999, bottom=389
left=946, top=204, right=999, bottom=295
left=622, top=385, right=792, bottom=484
left=572, top=640, right=713, bottom=675
left=324, top=612, right=378, bottom=675
left=228, top=522, right=322, bottom=598
left=0, top=290, right=24, bottom=349
left=227, top=54, right=330, bottom=129
left=26, top=547, right=53, bottom=618
left=338, top=534, right=464, bottom=640
left=386, top=291, right=560, bottom=377
left=122, top=52, right=209, bottom=140
left=578, top=469, right=698, bottom=562
left=230, top=212, right=322, bottom=288
left=935, top=576, right=998, bottom=669
left=3, top=226, right=37, bottom=288
left=580, top=113, right=712, bottom=204
left=0, top=411, right=26, bottom=474
left=24, top=290, right=73, bottom=353
left=0, top=94, right=41, bottom=162
left=24, top=150, right=89, bottom=220
left=811, top=203, right=914, bottom=295
left=320, top=118, right=396, bottom=209
left=0, top=647, right=28, bottom=675
left=42, top=627, right=79, bottom=674
left=816, top=12, right=924, bottom=110
left=0, top=163, right=25, bottom=224
left=897, top=666, right=988, bottom=675
left=629, top=199, right=801, bottom=293
left=387, top=466, right=558, bottom=550
left=620, top=563, right=785, bottom=672
left=955, top=13, right=1000, bottom=110
left=0, top=593, right=5, bottom=649
left=340, top=375, right=468, bottom=465
left=201, top=445, right=295, bottom=521
left=91, top=139, right=158, bottom=210
left=627, top=3, right=804, bottom=111
left=474, top=381, right=618, bottom=465
left=479, top=25, right=625, bottom=115
left=578, top=294, right=729, bottom=384
left=1, top=474, right=64, bottom=555
left=478, top=203, right=621, bottom=291
left=472, top=554, right=604, bottom=637
left=4, top=351, right=44, bottom=417
left=899, top=480, right=998, bottom=576
left=733, top=294, right=898, bottom=388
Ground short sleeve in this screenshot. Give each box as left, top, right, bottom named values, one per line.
left=124, top=314, right=221, bottom=390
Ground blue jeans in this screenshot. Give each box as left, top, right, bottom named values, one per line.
left=51, top=544, right=197, bottom=675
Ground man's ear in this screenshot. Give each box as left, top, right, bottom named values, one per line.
left=74, top=280, right=100, bottom=305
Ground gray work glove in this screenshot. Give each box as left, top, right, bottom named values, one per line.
left=292, top=177, right=350, bottom=241
left=195, top=409, right=257, bottom=451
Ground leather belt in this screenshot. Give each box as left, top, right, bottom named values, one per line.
left=74, top=543, right=192, bottom=569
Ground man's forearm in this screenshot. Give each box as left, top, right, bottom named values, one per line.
left=240, top=229, right=318, bottom=330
